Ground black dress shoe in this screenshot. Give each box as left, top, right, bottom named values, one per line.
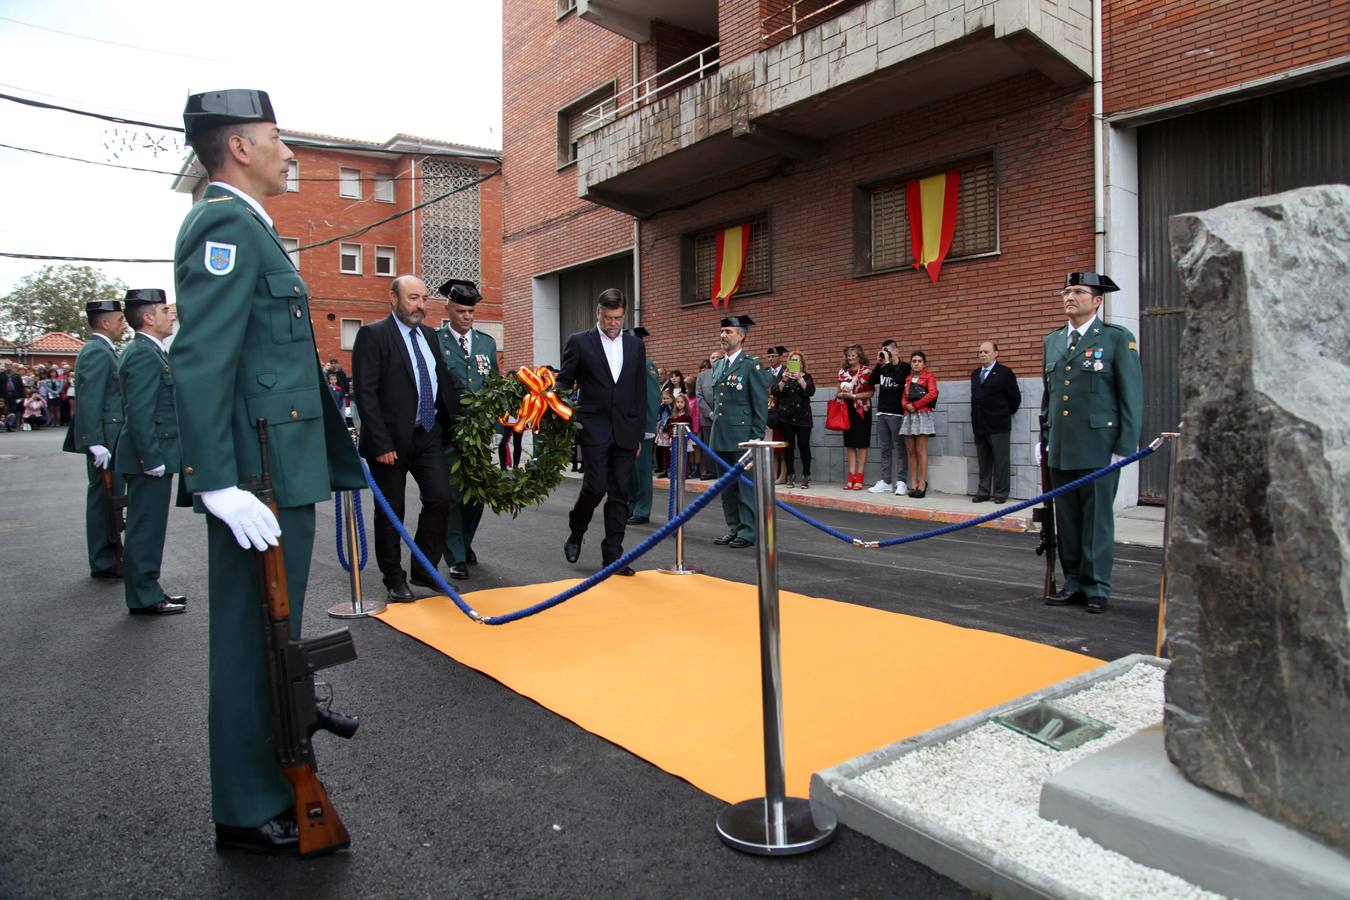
left=1086, top=596, right=1109, bottom=614
left=465, top=549, right=477, bottom=565
left=409, top=573, right=441, bottom=591
left=972, top=495, right=990, bottom=503
left=129, top=598, right=186, bottom=616
left=713, top=532, right=736, bottom=545
left=993, top=498, right=1007, bottom=504
left=727, top=537, right=754, bottom=548
left=626, top=515, right=649, bottom=525
left=91, top=570, right=121, bottom=580
left=387, top=580, right=414, bottom=602
left=215, top=811, right=300, bottom=856
left=447, top=562, right=469, bottom=580
left=163, top=592, right=187, bottom=604
left=1044, top=588, right=1087, bottom=607
left=608, top=564, right=636, bottom=576
left=564, top=534, right=583, bottom=564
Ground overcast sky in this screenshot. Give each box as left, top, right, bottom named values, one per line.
left=0, top=0, right=502, bottom=304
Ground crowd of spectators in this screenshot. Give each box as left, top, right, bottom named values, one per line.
left=1, top=361, right=73, bottom=432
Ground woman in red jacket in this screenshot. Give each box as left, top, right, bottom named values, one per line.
left=899, top=350, right=938, bottom=498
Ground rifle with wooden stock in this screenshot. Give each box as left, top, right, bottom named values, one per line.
left=247, top=418, right=360, bottom=858
left=100, top=469, right=125, bottom=577
left=1032, top=426, right=1057, bottom=601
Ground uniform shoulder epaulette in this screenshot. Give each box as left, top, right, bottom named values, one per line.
left=206, top=196, right=233, bottom=203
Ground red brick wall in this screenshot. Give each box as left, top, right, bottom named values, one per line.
left=638, top=20, right=718, bottom=85
left=635, top=73, right=1095, bottom=385
left=502, top=1, right=637, bottom=369
left=1104, top=0, right=1350, bottom=114
left=719, top=0, right=762, bottom=65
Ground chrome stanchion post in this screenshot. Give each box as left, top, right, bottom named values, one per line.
left=660, top=422, right=701, bottom=575
left=329, top=489, right=386, bottom=619
left=716, top=439, right=836, bottom=856
left=1155, top=427, right=1181, bottom=657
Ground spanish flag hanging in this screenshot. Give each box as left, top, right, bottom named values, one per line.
left=711, top=223, right=752, bottom=307
left=906, top=171, right=960, bottom=283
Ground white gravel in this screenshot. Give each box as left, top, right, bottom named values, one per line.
left=854, top=663, right=1226, bottom=900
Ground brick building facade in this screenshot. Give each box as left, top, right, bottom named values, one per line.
left=173, top=132, right=502, bottom=371
left=503, top=0, right=1349, bottom=502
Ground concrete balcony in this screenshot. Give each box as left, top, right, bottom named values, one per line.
left=576, top=0, right=718, bottom=43
left=577, top=0, right=1093, bottom=217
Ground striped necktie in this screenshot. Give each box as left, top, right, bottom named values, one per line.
left=412, top=328, right=435, bottom=430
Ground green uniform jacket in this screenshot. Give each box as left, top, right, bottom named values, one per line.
left=1041, top=319, right=1143, bottom=470
left=436, top=326, right=499, bottom=399
left=643, top=357, right=660, bottom=435
left=114, top=332, right=180, bottom=475
left=171, top=184, right=362, bottom=507
left=709, top=351, right=768, bottom=448
left=63, top=335, right=122, bottom=455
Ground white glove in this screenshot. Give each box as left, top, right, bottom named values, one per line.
left=201, top=486, right=281, bottom=551
left=89, top=445, right=111, bottom=469
left=1034, top=442, right=1043, bottom=465
left=1111, top=453, right=1124, bottom=465
left=144, top=464, right=166, bottom=477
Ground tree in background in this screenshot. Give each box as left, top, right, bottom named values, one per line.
left=0, top=265, right=126, bottom=343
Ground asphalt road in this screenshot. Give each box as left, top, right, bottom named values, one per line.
left=0, top=427, right=1161, bottom=897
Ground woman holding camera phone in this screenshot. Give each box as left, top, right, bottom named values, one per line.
left=771, top=350, right=816, bottom=488
left=899, top=350, right=938, bottom=497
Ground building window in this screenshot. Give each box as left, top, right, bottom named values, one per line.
left=374, top=245, right=396, bottom=276
left=339, top=167, right=362, bottom=199
left=558, top=83, right=617, bottom=168
left=863, top=155, right=998, bottom=273
left=286, top=160, right=299, bottom=192
left=681, top=215, right=772, bottom=306
left=279, top=237, right=300, bottom=270
left=340, top=318, right=361, bottom=350
left=374, top=173, right=395, bottom=203
left=339, top=243, right=362, bottom=274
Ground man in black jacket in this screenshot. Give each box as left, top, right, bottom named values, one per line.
left=970, top=340, right=1021, bottom=503
left=555, top=289, right=646, bottom=575
left=352, top=275, right=461, bottom=601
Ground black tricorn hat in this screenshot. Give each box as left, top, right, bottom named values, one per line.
left=1064, top=272, right=1120, bottom=293
left=439, top=278, right=482, bottom=305
left=123, top=288, right=167, bottom=306
left=720, top=315, right=755, bottom=329
left=85, top=299, right=123, bottom=315
left=773, top=345, right=788, bottom=355
left=183, top=89, right=277, bottom=143
left=629, top=326, right=650, bottom=338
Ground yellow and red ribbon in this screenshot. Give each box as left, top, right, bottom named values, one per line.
left=499, top=366, right=574, bottom=434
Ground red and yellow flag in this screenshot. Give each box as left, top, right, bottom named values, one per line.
left=906, top=171, right=960, bottom=283
left=711, top=223, right=752, bottom=307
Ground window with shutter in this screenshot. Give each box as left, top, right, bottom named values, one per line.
left=865, top=155, right=998, bottom=273
left=683, top=216, right=772, bottom=306
left=558, top=84, right=617, bottom=167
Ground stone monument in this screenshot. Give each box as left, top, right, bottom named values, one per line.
left=1165, top=184, right=1350, bottom=854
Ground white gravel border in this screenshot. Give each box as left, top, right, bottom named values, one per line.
left=853, top=664, right=1226, bottom=900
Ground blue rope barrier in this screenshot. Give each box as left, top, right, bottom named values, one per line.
left=360, top=454, right=746, bottom=625
left=333, top=490, right=368, bottom=571
left=686, top=431, right=1160, bottom=549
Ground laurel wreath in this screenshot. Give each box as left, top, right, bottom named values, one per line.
left=448, top=369, right=578, bottom=518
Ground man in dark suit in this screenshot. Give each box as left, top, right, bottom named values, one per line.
left=556, top=288, right=646, bottom=576
left=352, top=275, right=460, bottom=602
left=970, top=340, right=1022, bottom=504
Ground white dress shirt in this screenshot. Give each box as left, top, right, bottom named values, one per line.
left=1066, top=314, right=1099, bottom=349
left=393, top=315, right=437, bottom=401
left=208, top=181, right=273, bottom=229
left=449, top=327, right=471, bottom=356
left=598, top=325, right=623, bottom=383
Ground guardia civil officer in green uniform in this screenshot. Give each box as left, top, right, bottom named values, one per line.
left=709, top=315, right=768, bottom=547
left=626, top=326, right=660, bottom=525
left=1040, top=272, right=1143, bottom=614
left=114, top=289, right=186, bottom=616
left=63, top=298, right=127, bottom=577
left=436, top=278, right=497, bottom=580
left=171, top=90, right=364, bottom=856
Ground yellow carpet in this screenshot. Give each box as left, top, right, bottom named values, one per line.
left=375, top=574, right=1100, bottom=803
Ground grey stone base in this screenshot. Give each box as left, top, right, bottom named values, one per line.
left=1040, top=727, right=1350, bottom=900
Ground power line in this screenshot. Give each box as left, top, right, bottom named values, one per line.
left=0, top=167, right=501, bottom=264
left=0, top=89, right=178, bottom=131
left=0, top=14, right=228, bottom=62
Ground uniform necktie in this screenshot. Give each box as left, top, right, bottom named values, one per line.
left=459, top=335, right=468, bottom=355
left=1068, top=329, right=1080, bottom=352
left=412, top=328, right=435, bottom=430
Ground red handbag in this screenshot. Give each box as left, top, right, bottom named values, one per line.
left=825, top=397, right=850, bottom=432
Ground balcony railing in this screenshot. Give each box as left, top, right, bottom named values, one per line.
left=761, top=0, right=868, bottom=45
left=579, top=42, right=720, bottom=135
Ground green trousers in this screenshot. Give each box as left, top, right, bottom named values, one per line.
left=443, top=447, right=484, bottom=566
left=83, top=457, right=124, bottom=574
left=629, top=437, right=654, bottom=518
left=207, top=505, right=315, bottom=828
left=715, top=447, right=756, bottom=542
left=1049, top=467, right=1119, bottom=600
left=122, top=472, right=172, bottom=609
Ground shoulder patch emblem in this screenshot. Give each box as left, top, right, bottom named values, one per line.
left=1128, top=341, right=1138, bottom=350
left=204, top=241, right=236, bottom=276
